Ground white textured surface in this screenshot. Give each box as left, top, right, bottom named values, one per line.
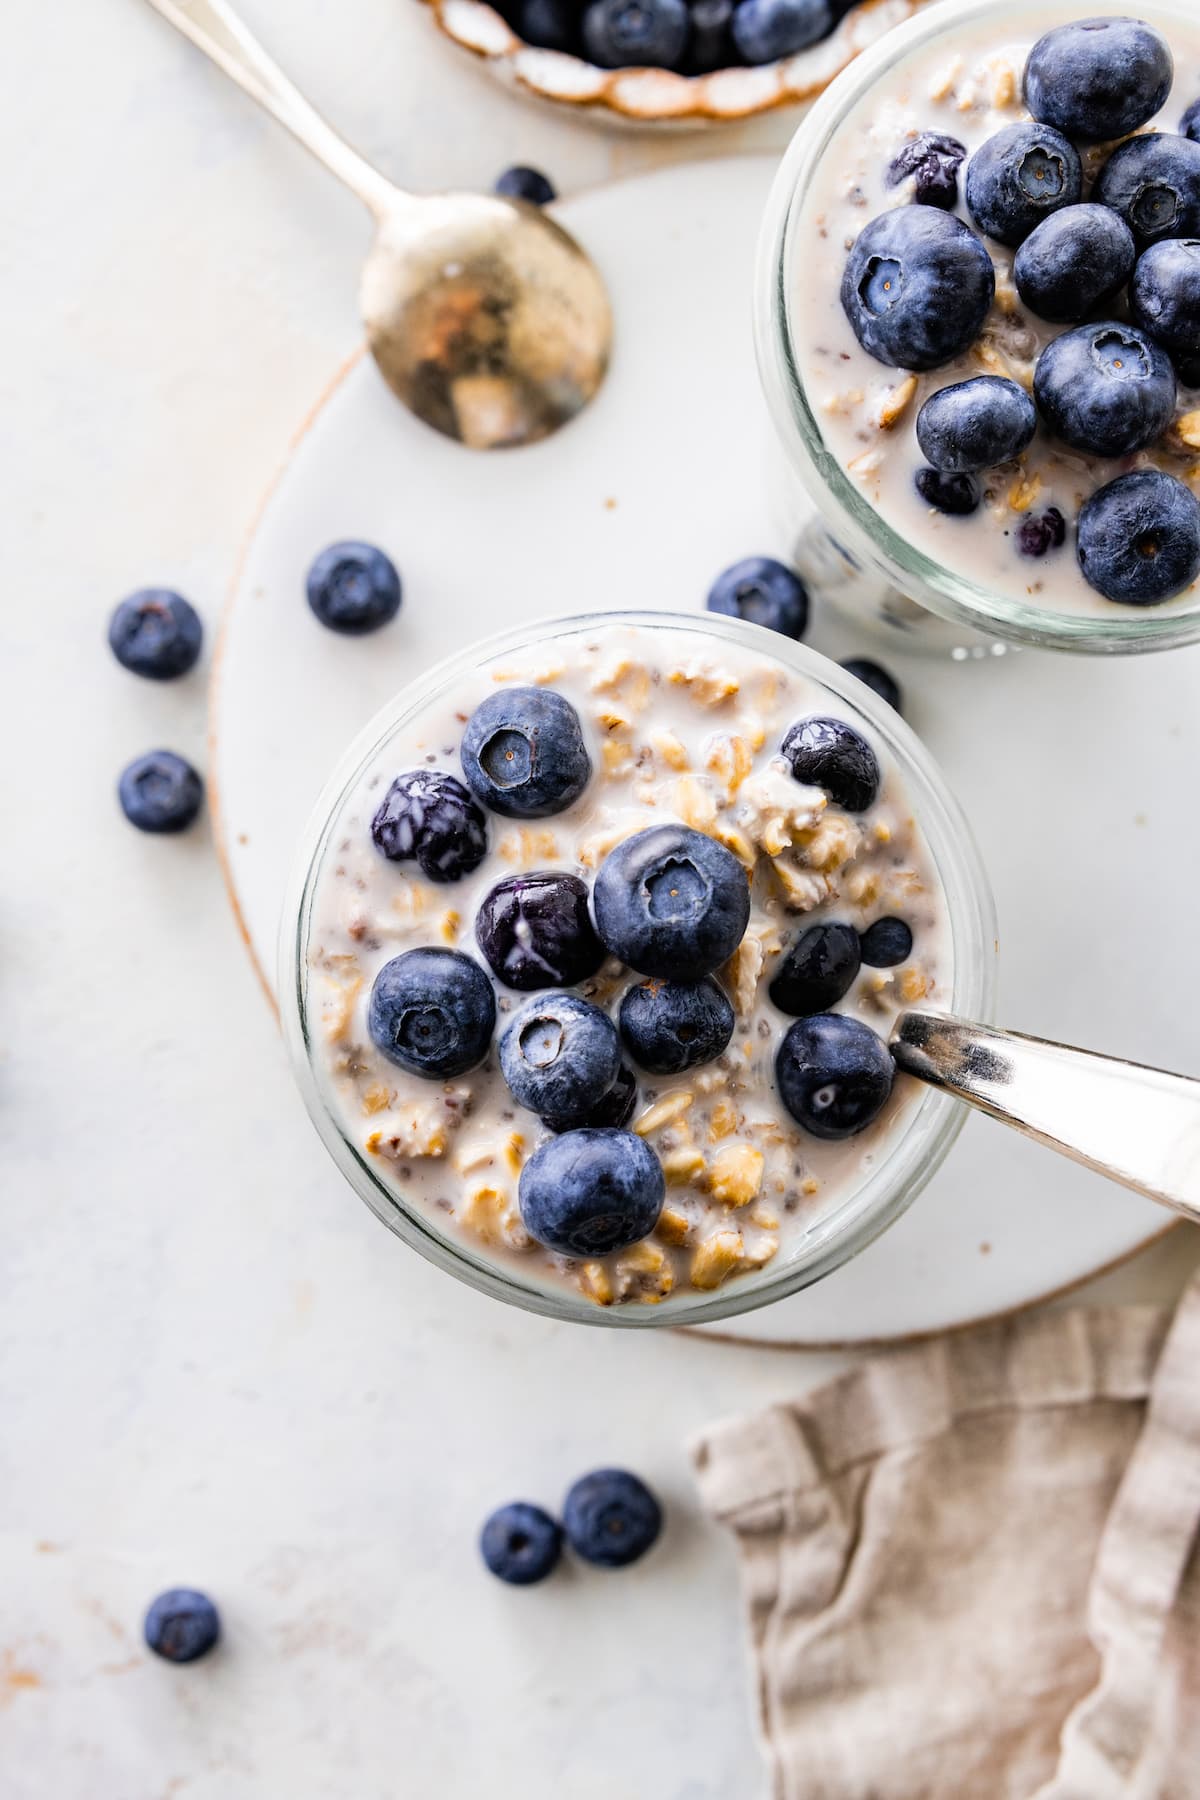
left=4, top=2, right=1197, bottom=1794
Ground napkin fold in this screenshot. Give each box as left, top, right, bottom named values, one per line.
left=691, top=1271, right=1200, bottom=1800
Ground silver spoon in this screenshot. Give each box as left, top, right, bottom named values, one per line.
left=142, top=0, right=613, bottom=449
left=893, top=1012, right=1200, bottom=1221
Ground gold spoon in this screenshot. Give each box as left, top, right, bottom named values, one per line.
left=143, top=0, right=613, bottom=449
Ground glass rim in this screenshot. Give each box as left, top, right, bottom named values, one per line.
left=754, top=0, right=1200, bottom=657
left=279, top=607, right=999, bottom=1328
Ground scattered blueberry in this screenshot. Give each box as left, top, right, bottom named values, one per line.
left=965, top=122, right=1082, bottom=248
left=1130, top=238, right=1200, bottom=363
left=914, top=467, right=981, bottom=517
left=476, top=871, right=604, bottom=990
left=582, top=0, right=689, bottom=67
left=886, top=131, right=966, bottom=210
left=495, top=166, right=556, bottom=206
left=518, top=0, right=577, bottom=49
left=306, top=541, right=402, bottom=635
left=547, top=1061, right=638, bottom=1131
left=367, top=948, right=496, bottom=1077
left=915, top=376, right=1036, bottom=474
left=461, top=687, right=591, bottom=819
left=619, top=977, right=734, bottom=1074
left=775, top=1013, right=894, bottom=1140
left=706, top=555, right=809, bottom=639
left=143, top=1590, right=220, bottom=1664
left=731, top=0, right=832, bottom=65
left=563, top=1469, right=662, bottom=1568
left=108, top=589, right=202, bottom=680
left=1012, top=204, right=1136, bottom=324
left=1034, top=321, right=1176, bottom=458
left=592, top=825, right=750, bottom=980
left=118, top=751, right=204, bottom=834
left=480, top=1503, right=563, bottom=1585
left=1184, top=98, right=1200, bottom=142
left=1093, top=133, right=1200, bottom=250
left=371, top=769, right=488, bottom=882
left=688, top=0, right=734, bottom=72
left=1023, top=18, right=1173, bottom=144
left=780, top=715, right=880, bottom=812
left=518, top=1129, right=665, bottom=1257
left=768, top=922, right=861, bottom=1016
left=840, top=658, right=902, bottom=713
left=859, top=916, right=913, bottom=967
left=500, top=992, right=621, bottom=1129
left=1077, top=469, right=1200, bottom=606
left=841, top=207, right=994, bottom=371
left=1016, top=508, right=1067, bottom=559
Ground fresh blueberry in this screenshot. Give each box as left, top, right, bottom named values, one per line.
left=768, top=922, right=861, bottom=1017
left=1093, top=134, right=1200, bottom=251
left=461, top=687, right=591, bottom=819
left=914, top=467, right=981, bottom=516
left=519, top=0, right=578, bottom=48
left=776, top=1013, right=894, bottom=1140
left=592, top=825, right=750, bottom=980
left=1131, top=239, right=1200, bottom=363
left=371, top=769, right=488, bottom=882
left=1017, top=508, right=1067, bottom=559
left=143, top=1589, right=220, bottom=1663
left=619, top=976, right=734, bottom=1074
left=519, top=1129, right=664, bottom=1257
left=562, top=1469, right=662, bottom=1568
left=731, top=0, right=832, bottom=65
left=495, top=166, right=556, bottom=207
left=500, top=992, right=621, bottom=1129
left=687, top=0, right=734, bottom=72
left=886, top=131, right=966, bottom=209
left=965, top=123, right=1082, bottom=248
left=582, top=0, right=689, bottom=67
left=859, top=916, right=913, bottom=967
left=118, top=751, right=204, bottom=834
left=841, top=208, right=995, bottom=371
left=1034, top=322, right=1176, bottom=458
left=480, top=1503, right=563, bottom=1585
left=1077, top=469, right=1200, bottom=606
left=705, top=555, right=808, bottom=639
left=368, top=948, right=495, bottom=1078
left=548, top=1061, right=638, bottom=1131
left=108, top=589, right=202, bottom=680
left=1012, top=204, right=1136, bottom=324
left=1023, top=18, right=1173, bottom=144
left=780, top=716, right=880, bottom=812
left=476, top=871, right=604, bottom=990
left=840, top=658, right=902, bottom=713
left=306, top=541, right=402, bottom=635
left=915, top=376, right=1036, bottom=474
left=1184, top=98, right=1200, bottom=142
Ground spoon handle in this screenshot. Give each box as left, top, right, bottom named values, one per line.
left=141, top=0, right=398, bottom=215
left=892, top=1011, right=1200, bottom=1222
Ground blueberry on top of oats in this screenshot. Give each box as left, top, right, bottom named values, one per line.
left=1034, top=321, right=1177, bottom=459
left=593, top=824, right=750, bottom=980
left=965, top=122, right=1082, bottom=249
left=769, top=922, right=862, bottom=1017
left=500, top=992, right=622, bottom=1130
left=1093, top=133, right=1200, bottom=251
left=886, top=131, right=967, bottom=210
left=518, top=1129, right=665, bottom=1258
left=1013, top=204, right=1137, bottom=325
left=776, top=1013, right=895, bottom=1140
left=475, top=870, right=604, bottom=990
left=781, top=715, right=881, bottom=812
left=1130, top=237, right=1200, bottom=360
left=1023, top=17, right=1173, bottom=144
left=840, top=207, right=995, bottom=372
left=368, top=947, right=496, bottom=1077
left=461, top=686, right=591, bottom=819
left=915, top=376, right=1037, bottom=474
left=371, top=769, right=488, bottom=882
left=619, top=976, right=735, bottom=1075
left=545, top=1061, right=639, bottom=1132
left=1077, top=469, right=1200, bottom=606
left=859, top=916, right=914, bottom=968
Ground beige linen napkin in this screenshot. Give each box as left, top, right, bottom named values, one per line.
left=691, top=1273, right=1200, bottom=1800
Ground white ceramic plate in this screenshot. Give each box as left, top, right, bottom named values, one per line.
left=212, top=155, right=1195, bottom=1344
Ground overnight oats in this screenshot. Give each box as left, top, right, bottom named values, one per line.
left=758, top=0, right=1200, bottom=651
left=282, top=612, right=996, bottom=1326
